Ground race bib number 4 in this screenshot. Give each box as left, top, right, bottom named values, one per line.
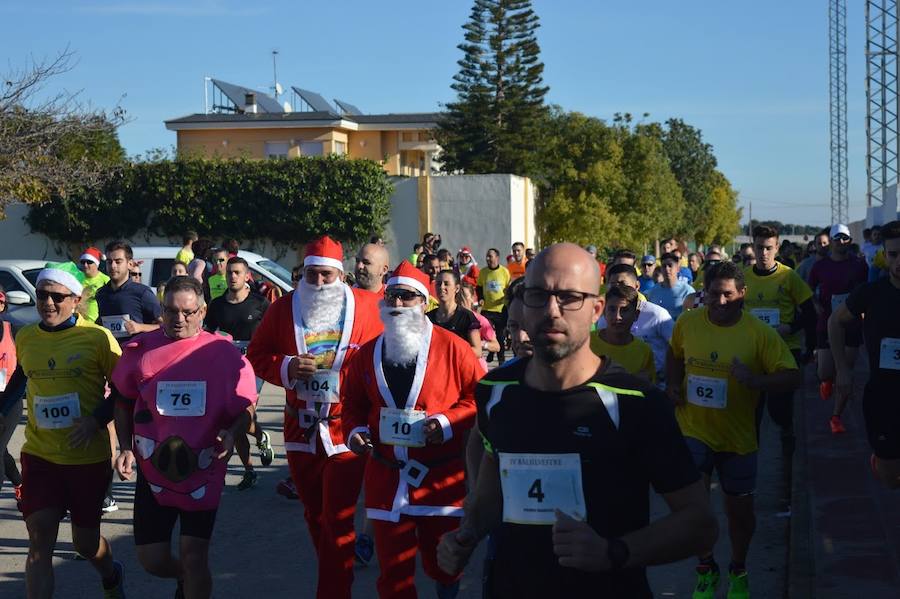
left=880, top=338, right=900, bottom=371
left=499, top=452, right=587, bottom=525
left=379, top=408, right=427, bottom=447
left=750, top=308, right=780, bottom=327
left=34, top=393, right=80, bottom=429
left=297, top=370, right=340, bottom=404
left=102, top=314, right=131, bottom=338
left=156, top=381, right=207, bottom=417
left=687, top=375, right=728, bottom=409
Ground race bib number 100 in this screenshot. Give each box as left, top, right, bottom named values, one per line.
left=499, top=452, right=586, bottom=525
left=687, top=375, right=728, bottom=409
left=297, top=370, right=340, bottom=404
left=156, top=381, right=207, bottom=417
left=880, top=338, right=900, bottom=371
left=34, top=393, right=81, bottom=429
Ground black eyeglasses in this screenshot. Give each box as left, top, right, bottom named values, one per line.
left=385, top=289, right=424, bottom=302
left=130, top=272, right=141, bottom=278
left=521, top=287, right=598, bottom=311
left=36, top=290, right=75, bottom=303
left=163, top=306, right=203, bottom=319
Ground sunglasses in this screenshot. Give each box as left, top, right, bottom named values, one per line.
left=130, top=272, right=141, bottom=278
left=80, top=260, right=95, bottom=266
left=385, top=289, right=424, bottom=302
left=36, top=290, right=75, bottom=303
left=833, top=234, right=850, bottom=241
left=216, top=258, right=227, bottom=263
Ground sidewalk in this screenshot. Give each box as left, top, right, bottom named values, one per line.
left=792, top=357, right=900, bottom=598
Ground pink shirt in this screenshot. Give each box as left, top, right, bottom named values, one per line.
left=473, top=310, right=495, bottom=371
left=112, top=329, right=257, bottom=511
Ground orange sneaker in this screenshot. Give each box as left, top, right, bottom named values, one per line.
left=820, top=380, right=833, bottom=401
left=830, top=415, right=846, bottom=434
left=13, top=484, right=23, bottom=512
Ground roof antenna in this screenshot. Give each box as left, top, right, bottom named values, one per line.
left=271, top=49, right=282, bottom=101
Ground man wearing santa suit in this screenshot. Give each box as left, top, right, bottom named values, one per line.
left=343, top=261, right=483, bottom=599
left=246, top=236, right=382, bottom=599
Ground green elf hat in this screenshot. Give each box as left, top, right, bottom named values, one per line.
left=36, top=261, right=87, bottom=296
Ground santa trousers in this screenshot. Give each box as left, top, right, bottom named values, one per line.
left=287, top=449, right=366, bottom=599
left=372, top=514, right=462, bottom=599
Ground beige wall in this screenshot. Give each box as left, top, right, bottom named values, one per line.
left=177, top=127, right=348, bottom=159
left=347, top=130, right=384, bottom=162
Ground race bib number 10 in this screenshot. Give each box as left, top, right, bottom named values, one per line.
left=880, top=338, right=900, bottom=371
left=687, top=375, right=728, bottom=409
left=379, top=408, right=427, bottom=447
left=499, top=452, right=586, bottom=525
left=156, top=381, right=207, bottom=417
left=34, top=393, right=80, bottom=429
left=297, top=370, right=340, bottom=404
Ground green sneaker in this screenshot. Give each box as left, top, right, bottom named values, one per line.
left=257, top=430, right=274, bottom=467
left=727, top=570, right=750, bottom=599
left=237, top=469, right=258, bottom=491
left=692, top=565, right=720, bottom=599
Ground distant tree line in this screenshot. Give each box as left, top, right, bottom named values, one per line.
left=746, top=220, right=827, bottom=236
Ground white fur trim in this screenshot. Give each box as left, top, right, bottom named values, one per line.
left=303, top=255, right=344, bottom=271
left=431, top=413, right=453, bottom=443
left=36, top=269, right=83, bottom=296
left=386, top=275, right=430, bottom=299
left=280, top=355, right=294, bottom=389
left=79, top=253, right=99, bottom=265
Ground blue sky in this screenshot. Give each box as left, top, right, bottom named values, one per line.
left=1, top=0, right=871, bottom=225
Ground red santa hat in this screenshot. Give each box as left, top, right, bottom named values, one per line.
left=386, top=260, right=431, bottom=298
left=303, top=236, right=344, bottom=271
left=79, top=246, right=102, bottom=265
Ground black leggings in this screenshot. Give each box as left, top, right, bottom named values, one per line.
left=4, top=451, right=21, bottom=486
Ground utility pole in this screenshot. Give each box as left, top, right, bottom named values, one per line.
left=865, top=0, right=899, bottom=213
left=272, top=49, right=280, bottom=101
left=830, top=0, right=850, bottom=223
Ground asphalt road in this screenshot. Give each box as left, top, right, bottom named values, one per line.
left=0, top=381, right=790, bottom=598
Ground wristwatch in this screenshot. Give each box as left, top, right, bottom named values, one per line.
left=607, top=537, right=630, bottom=571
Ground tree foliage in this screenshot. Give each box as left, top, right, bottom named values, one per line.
left=436, top=0, right=549, bottom=177
left=26, top=156, right=394, bottom=250
left=0, top=48, right=126, bottom=217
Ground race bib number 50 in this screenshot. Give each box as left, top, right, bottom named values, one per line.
left=156, top=381, right=207, bottom=417
left=499, top=452, right=586, bottom=525
left=102, top=314, right=131, bottom=338
left=34, top=393, right=81, bottom=429
left=687, top=375, right=728, bottom=409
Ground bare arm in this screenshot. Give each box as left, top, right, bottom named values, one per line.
left=828, top=303, right=860, bottom=397
left=467, top=328, right=483, bottom=357
left=665, top=347, right=685, bottom=405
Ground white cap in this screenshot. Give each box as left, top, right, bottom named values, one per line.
left=830, top=223, right=851, bottom=238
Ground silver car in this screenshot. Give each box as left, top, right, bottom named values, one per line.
left=0, top=260, right=45, bottom=334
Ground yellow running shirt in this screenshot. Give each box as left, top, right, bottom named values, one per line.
left=742, top=263, right=813, bottom=351
left=671, top=307, right=796, bottom=455
left=208, top=273, right=227, bottom=301
left=477, top=265, right=511, bottom=313
left=17, top=316, right=121, bottom=465
left=82, top=271, right=110, bottom=323
left=589, top=331, right=656, bottom=382
left=175, top=248, right=194, bottom=265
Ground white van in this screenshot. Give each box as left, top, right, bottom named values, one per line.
left=130, top=246, right=295, bottom=294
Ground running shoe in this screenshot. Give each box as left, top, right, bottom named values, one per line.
left=13, top=484, right=23, bottom=512
left=237, top=469, right=258, bottom=491
left=257, top=430, right=274, bottom=467
left=355, top=533, right=374, bottom=566
left=102, top=560, right=126, bottom=598
left=692, top=564, right=720, bottom=599
left=726, top=569, right=750, bottom=599
left=830, top=415, right=846, bottom=434
left=102, top=494, right=119, bottom=513
left=276, top=477, right=299, bottom=499
left=819, top=380, right=833, bottom=401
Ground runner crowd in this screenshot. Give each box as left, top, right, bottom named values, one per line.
left=0, top=220, right=898, bottom=599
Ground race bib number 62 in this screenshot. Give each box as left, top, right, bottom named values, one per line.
left=687, top=374, right=728, bottom=409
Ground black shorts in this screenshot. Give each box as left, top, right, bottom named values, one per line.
left=816, top=326, right=863, bottom=350
left=133, top=470, right=218, bottom=545
left=863, top=382, right=900, bottom=459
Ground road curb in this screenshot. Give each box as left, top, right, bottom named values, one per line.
left=787, top=374, right=816, bottom=598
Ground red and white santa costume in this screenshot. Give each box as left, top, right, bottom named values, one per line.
left=342, top=262, right=483, bottom=598
left=246, top=236, right=382, bottom=599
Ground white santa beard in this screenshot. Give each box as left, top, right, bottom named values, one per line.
left=298, top=279, right=346, bottom=332
left=380, top=303, right=427, bottom=366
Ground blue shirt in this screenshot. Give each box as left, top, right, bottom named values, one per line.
left=648, top=280, right=694, bottom=320
left=95, top=280, right=161, bottom=340
left=638, top=275, right=656, bottom=294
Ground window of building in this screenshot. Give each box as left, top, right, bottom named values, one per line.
left=265, top=142, right=290, bottom=159
left=334, top=141, right=346, bottom=155
left=300, top=141, right=324, bottom=156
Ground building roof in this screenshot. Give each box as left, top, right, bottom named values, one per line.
left=165, top=111, right=442, bottom=131
left=211, top=79, right=284, bottom=114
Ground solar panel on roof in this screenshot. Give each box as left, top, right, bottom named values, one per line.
left=210, top=79, right=283, bottom=114
left=334, top=99, right=363, bottom=116
left=290, top=87, right=335, bottom=113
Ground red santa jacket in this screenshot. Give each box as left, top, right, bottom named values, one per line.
left=247, top=284, right=382, bottom=456
left=342, top=320, right=482, bottom=522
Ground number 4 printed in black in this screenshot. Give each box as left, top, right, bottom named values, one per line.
left=528, top=478, right=545, bottom=502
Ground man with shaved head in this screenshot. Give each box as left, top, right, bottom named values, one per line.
left=354, top=243, right=390, bottom=295
left=438, top=243, right=715, bottom=598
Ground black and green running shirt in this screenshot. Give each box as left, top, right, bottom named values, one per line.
left=476, top=357, right=700, bottom=598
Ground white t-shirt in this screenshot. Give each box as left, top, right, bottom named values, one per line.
left=597, top=299, right=673, bottom=382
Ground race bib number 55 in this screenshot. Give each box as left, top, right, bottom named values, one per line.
left=499, top=452, right=586, bottom=525
left=156, top=381, right=207, bottom=417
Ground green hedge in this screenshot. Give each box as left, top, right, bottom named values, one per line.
left=26, top=155, right=394, bottom=248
